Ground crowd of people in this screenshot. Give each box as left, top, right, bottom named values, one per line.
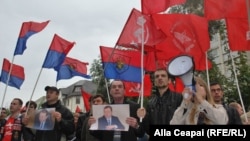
left=0, top=69, right=248, bottom=141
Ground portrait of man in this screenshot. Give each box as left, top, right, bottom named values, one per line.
left=98, top=105, right=125, bottom=130
left=33, top=108, right=54, bottom=130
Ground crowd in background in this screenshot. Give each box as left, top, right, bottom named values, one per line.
left=0, top=69, right=249, bottom=141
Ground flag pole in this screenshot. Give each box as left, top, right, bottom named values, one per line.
left=104, top=78, right=111, bottom=104
left=246, top=0, right=250, bottom=30
left=205, top=52, right=210, bottom=88
left=229, top=51, right=248, bottom=123
left=25, top=67, right=43, bottom=115
left=0, top=56, right=15, bottom=114
left=139, top=15, right=145, bottom=122
left=97, top=45, right=119, bottom=104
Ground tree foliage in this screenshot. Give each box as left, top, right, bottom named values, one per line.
left=89, top=55, right=110, bottom=102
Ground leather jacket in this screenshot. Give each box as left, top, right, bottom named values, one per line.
left=145, top=89, right=182, bottom=133
left=34, top=100, right=75, bottom=141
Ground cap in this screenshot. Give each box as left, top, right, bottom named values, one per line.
left=45, top=86, right=59, bottom=93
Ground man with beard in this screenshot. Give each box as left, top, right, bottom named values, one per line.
left=144, top=69, right=183, bottom=134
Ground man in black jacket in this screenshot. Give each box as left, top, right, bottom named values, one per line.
left=34, top=86, right=75, bottom=141
left=75, top=94, right=106, bottom=141
left=89, top=80, right=145, bottom=141
left=210, top=82, right=242, bottom=125
left=143, top=69, right=183, bottom=134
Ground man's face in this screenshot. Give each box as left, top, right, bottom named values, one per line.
left=154, top=70, right=170, bottom=89
left=92, top=97, right=104, bottom=105
left=10, top=99, right=22, bottom=113
left=46, top=90, right=59, bottom=103
left=28, top=104, right=36, bottom=112
left=210, top=84, right=223, bottom=104
left=236, top=104, right=243, bottom=116
left=39, top=112, right=48, bottom=122
left=110, top=81, right=125, bottom=99
left=0, top=110, right=7, bottom=119
left=104, top=108, right=112, bottom=118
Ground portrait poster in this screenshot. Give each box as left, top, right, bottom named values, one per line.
left=26, top=108, right=55, bottom=130
left=90, top=104, right=129, bottom=131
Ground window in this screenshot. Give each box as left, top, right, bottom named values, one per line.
left=73, top=85, right=82, bottom=92
left=76, top=96, right=80, bottom=104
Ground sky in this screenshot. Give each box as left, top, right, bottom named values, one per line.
left=0, top=0, right=141, bottom=108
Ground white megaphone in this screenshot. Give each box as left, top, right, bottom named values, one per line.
left=167, top=55, right=195, bottom=99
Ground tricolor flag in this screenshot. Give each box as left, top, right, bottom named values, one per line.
left=0, top=58, right=25, bottom=89
left=42, top=34, right=75, bottom=69
left=100, top=46, right=142, bottom=83
left=14, top=20, right=50, bottom=55
left=56, top=57, right=91, bottom=81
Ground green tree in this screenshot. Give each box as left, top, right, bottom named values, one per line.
left=226, top=52, right=250, bottom=110
left=90, top=56, right=110, bottom=101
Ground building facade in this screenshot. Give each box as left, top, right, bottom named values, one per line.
left=60, top=80, right=97, bottom=113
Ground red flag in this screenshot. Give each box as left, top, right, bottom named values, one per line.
left=168, top=77, right=184, bottom=93
left=141, top=0, right=186, bottom=14
left=124, top=74, right=152, bottom=97
left=204, top=0, right=247, bottom=20
left=144, top=51, right=157, bottom=72
left=152, top=13, right=212, bottom=71
left=81, top=89, right=91, bottom=112
left=226, top=18, right=250, bottom=51
left=116, top=8, right=166, bottom=49
left=75, top=105, right=82, bottom=113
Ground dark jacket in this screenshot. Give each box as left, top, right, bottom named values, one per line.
left=224, top=104, right=242, bottom=125
left=98, top=115, right=125, bottom=130
left=22, top=127, right=35, bottom=141
left=145, top=89, right=182, bottom=133
left=21, top=113, right=35, bottom=141
left=0, top=119, right=6, bottom=141
left=75, top=112, right=91, bottom=141
left=91, top=99, right=145, bottom=141
left=34, top=100, right=75, bottom=141
left=76, top=114, right=100, bottom=141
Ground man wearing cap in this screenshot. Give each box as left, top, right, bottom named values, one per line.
left=34, top=86, right=75, bottom=141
